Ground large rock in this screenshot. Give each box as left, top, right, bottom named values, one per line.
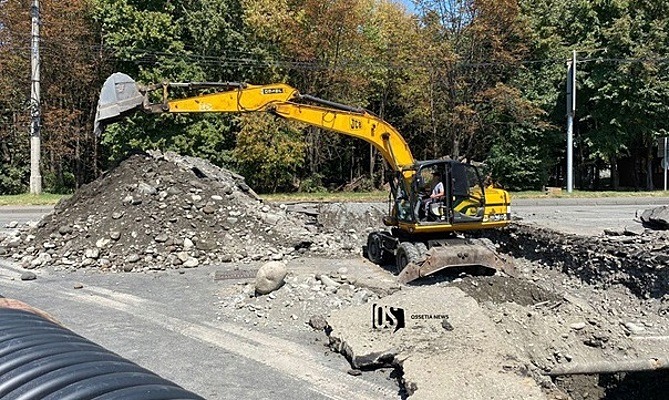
left=255, top=261, right=287, bottom=295
left=640, top=206, right=669, bottom=229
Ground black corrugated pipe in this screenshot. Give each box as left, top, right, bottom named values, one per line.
left=0, top=307, right=205, bottom=400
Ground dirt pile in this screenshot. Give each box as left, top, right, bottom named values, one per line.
left=0, top=151, right=377, bottom=272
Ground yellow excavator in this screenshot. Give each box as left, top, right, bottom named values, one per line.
left=94, top=73, right=513, bottom=283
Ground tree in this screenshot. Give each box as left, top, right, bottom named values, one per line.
left=0, top=0, right=101, bottom=194
left=232, top=114, right=305, bottom=192
left=583, top=0, right=669, bottom=190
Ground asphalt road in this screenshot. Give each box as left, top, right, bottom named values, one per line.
left=513, top=197, right=668, bottom=236
left=0, top=206, right=51, bottom=235
left=0, top=259, right=399, bottom=400
left=0, top=197, right=667, bottom=399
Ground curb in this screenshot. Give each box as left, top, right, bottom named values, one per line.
left=0, top=205, right=54, bottom=214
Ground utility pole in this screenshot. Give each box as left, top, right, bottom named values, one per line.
left=29, top=0, right=42, bottom=195
left=662, top=136, right=669, bottom=192
left=566, top=50, right=576, bottom=193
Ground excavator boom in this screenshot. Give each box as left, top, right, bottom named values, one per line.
left=94, top=73, right=414, bottom=170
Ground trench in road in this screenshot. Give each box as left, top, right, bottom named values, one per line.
left=0, top=262, right=398, bottom=400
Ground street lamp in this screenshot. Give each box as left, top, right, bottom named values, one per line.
left=565, top=48, right=607, bottom=193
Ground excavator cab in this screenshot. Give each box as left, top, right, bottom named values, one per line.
left=374, top=159, right=514, bottom=282
left=389, top=160, right=487, bottom=227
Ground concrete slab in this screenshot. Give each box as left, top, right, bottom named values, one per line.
left=327, top=286, right=546, bottom=399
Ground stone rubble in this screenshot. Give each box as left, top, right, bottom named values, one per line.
left=487, top=223, right=669, bottom=299
left=0, top=150, right=384, bottom=273
left=214, top=268, right=382, bottom=332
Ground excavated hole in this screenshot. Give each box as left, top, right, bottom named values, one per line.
left=450, top=275, right=561, bottom=306
left=483, top=224, right=669, bottom=300
left=474, top=224, right=669, bottom=399
left=554, top=370, right=669, bottom=400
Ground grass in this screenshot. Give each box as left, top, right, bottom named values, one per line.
left=0, top=193, right=69, bottom=206
left=261, top=190, right=389, bottom=203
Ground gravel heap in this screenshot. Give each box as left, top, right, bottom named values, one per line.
left=486, top=223, right=669, bottom=299
left=0, top=151, right=379, bottom=272
left=215, top=266, right=385, bottom=333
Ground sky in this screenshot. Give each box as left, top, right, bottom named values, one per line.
left=397, top=0, right=417, bottom=14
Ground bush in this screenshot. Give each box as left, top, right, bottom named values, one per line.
left=298, top=174, right=326, bottom=193
left=0, top=165, right=27, bottom=195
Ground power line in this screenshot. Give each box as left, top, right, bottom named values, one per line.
left=7, top=37, right=669, bottom=72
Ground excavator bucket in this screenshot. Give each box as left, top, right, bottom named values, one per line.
left=93, top=73, right=145, bottom=136
left=397, top=242, right=515, bottom=284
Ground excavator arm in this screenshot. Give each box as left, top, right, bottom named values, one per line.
left=94, top=73, right=414, bottom=170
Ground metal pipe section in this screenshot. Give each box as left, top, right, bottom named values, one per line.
left=0, top=307, right=204, bottom=400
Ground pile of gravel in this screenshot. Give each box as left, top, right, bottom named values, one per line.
left=215, top=267, right=384, bottom=332
left=0, top=151, right=379, bottom=272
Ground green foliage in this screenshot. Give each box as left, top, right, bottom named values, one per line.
left=101, top=114, right=235, bottom=165
left=487, top=126, right=550, bottom=191
left=298, top=174, right=327, bottom=193
left=43, top=171, right=76, bottom=194
left=232, top=114, right=306, bottom=193
left=3, top=0, right=668, bottom=194
left=0, top=165, right=27, bottom=195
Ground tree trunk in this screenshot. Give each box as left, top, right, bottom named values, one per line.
left=452, top=138, right=460, bottom=159
left=309, top=127, right=318, bottom=175
left=646, top=140, right=654, bottom=190
left=369, top=144, right=375, bottom=185
left=611, top=154, right=619, bottom=190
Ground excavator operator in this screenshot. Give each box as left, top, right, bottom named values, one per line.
left=417, top=170, right=445, bottom=220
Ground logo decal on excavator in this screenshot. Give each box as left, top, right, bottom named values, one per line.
left=350, top=119, right=362, bottom=130
left=262, top=88, right=284, bottom=95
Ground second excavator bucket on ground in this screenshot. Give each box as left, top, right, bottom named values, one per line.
left=397, top=242, right=515, bottom=284
left=94, top=72, right=145, bottom=136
